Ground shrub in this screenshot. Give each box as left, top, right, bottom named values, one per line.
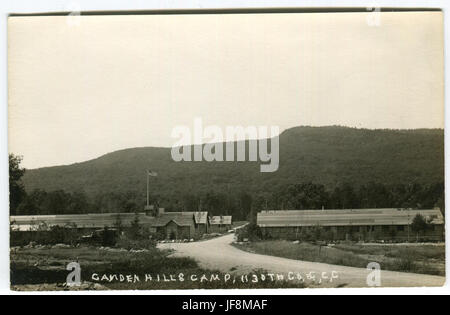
left=395, top=256, right=416, bottom=273
left=411, top=214, right=432, bottom=241
left=236, top=222, right=262, bottom=242
left=10, top=226, right=83, bottom=247
left=100, top=227, right=118, bottom=247
left=115, top=235, right=156, bottom=250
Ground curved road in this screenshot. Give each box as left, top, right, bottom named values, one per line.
left=158, top=234, right=445, bottom=288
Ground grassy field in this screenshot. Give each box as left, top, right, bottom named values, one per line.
left=10, top=245, right=305, bottom=290
left=233, top=241, right=445, bottom=276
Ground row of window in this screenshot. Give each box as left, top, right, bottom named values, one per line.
left=264, top=225, right=437, bottom=233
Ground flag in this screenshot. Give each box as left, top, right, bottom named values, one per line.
left=148, top=170, right=158, bottom=177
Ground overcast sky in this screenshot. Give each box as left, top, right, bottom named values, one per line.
left=8, top=12, right=444, bottom=169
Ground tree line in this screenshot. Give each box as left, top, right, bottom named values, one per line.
left=9, top=154, right=445, bottom=220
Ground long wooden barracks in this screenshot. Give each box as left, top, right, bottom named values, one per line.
left=10, top=208, right=210, bottom=240
left=257, top=208, right=444, bottom=242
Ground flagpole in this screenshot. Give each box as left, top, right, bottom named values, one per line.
left=146, top=170, right=149, bottom=207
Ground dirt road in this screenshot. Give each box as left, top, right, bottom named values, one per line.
left=158, top=234, right=445, bottom=288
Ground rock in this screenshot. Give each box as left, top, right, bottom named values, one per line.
left=53, top=244, right=71, bottom=249
left=129, top=249, right=149, bottom=253
left=93, top=283, right=106, bottom=290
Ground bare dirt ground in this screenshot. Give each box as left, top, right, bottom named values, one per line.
left=158, top=234, right=446, bottom=288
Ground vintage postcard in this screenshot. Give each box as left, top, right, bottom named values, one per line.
left=8, top=9, right=444, bottom=291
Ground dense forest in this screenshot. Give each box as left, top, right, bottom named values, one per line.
left=10, top=126, right=445, bottom=220
left=11, top=181, right=445, bottom=220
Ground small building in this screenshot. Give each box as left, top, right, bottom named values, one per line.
left=193, top=211, right=210, bottom=235
left=166, top=211, right=209, bottom=237
left=209, top=216, right=232, bottom=233
left=257, top=208, right=445, bottom=242
left=149, top=214, right=196, bottom=240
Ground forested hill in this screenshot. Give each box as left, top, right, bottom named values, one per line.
left=21, top=126, right=444, bottom=214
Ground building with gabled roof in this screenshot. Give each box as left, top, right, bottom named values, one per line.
left=209, top=216, right=232, bottom=233
left=148, top=212, right=196, bottom=240
left=166, top=211, right=209, bottom=236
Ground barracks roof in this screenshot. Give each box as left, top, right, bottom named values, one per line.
left=10, top=211, right=205, bottom=231
left=10, top=213, right=154, bottom=231
left=257, top=208, right=444, bottom=228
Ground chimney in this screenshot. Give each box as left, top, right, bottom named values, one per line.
left=144, top=205, right=154, bottom=216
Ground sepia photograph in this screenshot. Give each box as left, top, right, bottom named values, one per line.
left=6, top=7, right=446, bottom=294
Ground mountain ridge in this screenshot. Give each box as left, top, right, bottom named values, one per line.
left=25, top=125, right=444, bottom=171
left=21, top=126, right=444, bottom=204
